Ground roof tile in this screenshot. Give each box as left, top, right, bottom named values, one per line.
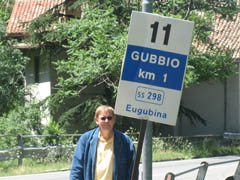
left=6, top=0, right=240, bottom=58
left=6, top=0, right=65, bottom=36
left=196, top=0, right=240, bottom=58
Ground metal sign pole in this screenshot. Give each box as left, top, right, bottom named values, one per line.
left=142, top=121, right=152, bottom=180
left=142, top=0, right=152, bottom=12
left=142, top=1, right=153, bottom=180
left=116, top=0, right=193, bottom=179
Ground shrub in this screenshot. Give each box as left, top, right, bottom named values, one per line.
left=0, top=103, right=44, bottom=149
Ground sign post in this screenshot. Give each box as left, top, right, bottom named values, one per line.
left=142, top=1, right=153, bottom=180
left=115, top=10, right=194, bottom=180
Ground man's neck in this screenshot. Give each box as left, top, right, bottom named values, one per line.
left=100, top=130, right=114, bottom=141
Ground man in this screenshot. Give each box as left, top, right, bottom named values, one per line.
left=70, top=105, right=136, bottom=180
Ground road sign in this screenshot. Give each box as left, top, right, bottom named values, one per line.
left=115, top=11, right=194, bottom=126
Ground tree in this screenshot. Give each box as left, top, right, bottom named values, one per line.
left=27, top=0, right=239, bottom=133
left=0, top=0, right=30, bottom=116
left=0, top=0, right=44, bottom=142
left=0, top=102, right=44, bottom=149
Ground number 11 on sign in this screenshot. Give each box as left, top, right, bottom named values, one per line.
left=150, top=22, right=171, bottom=45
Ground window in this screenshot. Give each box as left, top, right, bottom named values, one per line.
left=34, top=56, right=40, bottom=83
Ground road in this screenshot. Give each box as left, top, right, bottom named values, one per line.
left=148, top=155, right=240, bottom=180
left=0, top=155, right=239, bottom=180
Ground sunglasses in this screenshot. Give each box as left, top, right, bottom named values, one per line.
left=100, top=116, right=113, bottom=121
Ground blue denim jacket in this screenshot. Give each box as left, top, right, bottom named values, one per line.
left=70, top=128, right=136, bottom=180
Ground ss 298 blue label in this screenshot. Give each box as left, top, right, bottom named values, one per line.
left=135, top=86, right=164, bottom=105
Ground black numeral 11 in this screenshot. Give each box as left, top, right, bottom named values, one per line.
left=150, top=22, right=171, bottom=45
left=150, top=22, right=159, bottom=43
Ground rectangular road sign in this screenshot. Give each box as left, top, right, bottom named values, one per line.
left=115, top=11, right=194, bottom=126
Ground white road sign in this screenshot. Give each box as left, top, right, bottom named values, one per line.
left=115, top=11, right=194, bottom=126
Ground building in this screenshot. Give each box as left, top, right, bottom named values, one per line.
left=6, top=0, right=81, bottom=124
left=6, top=0, right=240, bottom=135
left=178, top=2, right=240, bottom=136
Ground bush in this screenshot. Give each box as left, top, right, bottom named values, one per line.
left=152, top=136, right=240, bottom=161
left=42, top=119, right=65, bottom=146
left=0, top=103, right=44, bottom=149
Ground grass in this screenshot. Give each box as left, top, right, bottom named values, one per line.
left=1, top=137, right=240, bottom=176
left=153, top=150, right=193, bottom=161
left=0, top=158, right=72, bottom=176
left=152, top=137, right=240, bottom=162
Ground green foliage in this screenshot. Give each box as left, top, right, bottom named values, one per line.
left=0, top=43, right=30, bottom=116
left=50, top=1, right=239, bottom=92
left=187, top=48, right=236, bottom=85
left=53, top=7, right=127, bottom=96
left=46, top=6, right=131, bottom=131
left=27, top=12, right=59, bottom=46
left=152, top=136, right=240, bottom=161
left=1, top=136, right=240, bottom=176
left=0, top=103, right=44, bottom=149
left=0, top=0, right=14, bottom=40
left=153, top=0, right=239, bottom=87
left=0, top=158, right=72, bottom=176
left=189, top=138, right=240, bottom=157
left=125, top=127, right=139, bottom=142
left=43, top=119, right=64, bottom=135
left=42, top=119, right=65, bottom=146
left=56, top=97, right=104, bottom=134
left=25, top=0, right=240, bottom=131
left=0, top=10, right=7, bottom=34
left=154, top=0, right=238, bottom=19
left=0, top=1, right=30, bottom=116
left=0, top=0, right=14, bottom=22
left=49, top=90, right=108, bottom=133
left=153, top=136, right=192, bottom=153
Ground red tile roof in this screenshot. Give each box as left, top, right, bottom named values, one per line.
left=196, top=0, right=240, bottom=59
left=213, top=13, right=240, bottom=59
left=6, top=0, right=65, bottom=37
left=6, top=0, right=240, bottom=58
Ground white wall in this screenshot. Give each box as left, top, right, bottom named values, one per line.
left=178, top=82, right=225, bottom=136
left=25, top=55, right=51, bottom=125
left=226, top=64, right=240, bottom=132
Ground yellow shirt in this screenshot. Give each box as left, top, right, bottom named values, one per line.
left=95, top=134, right=114, bottom=180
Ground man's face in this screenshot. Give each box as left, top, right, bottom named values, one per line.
left=95, top=110, right=115, bottom=132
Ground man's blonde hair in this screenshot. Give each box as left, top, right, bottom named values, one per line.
left=94, top=105, right=115, bottom=119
